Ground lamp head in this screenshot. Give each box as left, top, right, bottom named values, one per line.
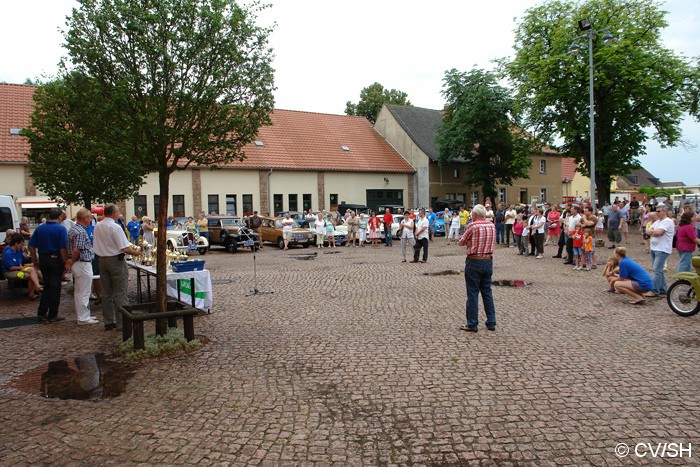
left=568, top=41, right=581, bottom=55
left=578, top=18, right=592, bottom=31
left=601, top=30, right=615, bottom=44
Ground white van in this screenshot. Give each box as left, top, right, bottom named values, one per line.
left=0, top=195, right=20, bottom=243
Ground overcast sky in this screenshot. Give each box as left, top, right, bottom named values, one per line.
left=1, top=0, right=698, bottom=185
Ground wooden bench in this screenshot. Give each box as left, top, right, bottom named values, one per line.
left=117, top=301, right=199, bottom=350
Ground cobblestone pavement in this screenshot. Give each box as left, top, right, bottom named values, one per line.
left=1, top=231, right=699, bottom=466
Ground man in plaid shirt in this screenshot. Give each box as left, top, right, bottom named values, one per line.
left=66, top=208, right=99, bottom=325
left=458, top=204, right=496, bottom=332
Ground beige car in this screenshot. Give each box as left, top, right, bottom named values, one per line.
left=259, top=216, right=314, bottom=249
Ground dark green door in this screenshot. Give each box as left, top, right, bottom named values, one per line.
left=366, top=189, right=403, bottom=212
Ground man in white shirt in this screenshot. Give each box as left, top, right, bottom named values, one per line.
left=644, top=204, right=675, bottom=297
left=411, top=209, right=430, bottom=263
left=94, top=204, right=141, bottom=330
left=281, top=212, right=294, bottom=250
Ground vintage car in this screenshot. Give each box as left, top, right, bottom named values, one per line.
left=207, top=216, right=260, bottom=253
left=163, top=225, right=209, bottom=255
left=259, top=216, right=315, bottom=249
left=434, top=212, right=446, bottom=236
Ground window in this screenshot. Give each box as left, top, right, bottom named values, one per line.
left=273, top=194, right=283, bottom=214
left=303, top=194, right=312, bottom=211
left=499, top=188, right=506, bottom=203
left=540, top=160, right=546, bottom=173
left=453, top=169, right=460, bottom=178
left=329, top=194, right=338, bottom=207
left=540, top=188, right=547, bottom=202
left=519, top=189, right=528, bottom=204
left=154, top=195, right=160, bottom=218
left=225, top=194, right=237, bottom=216
left=208, top=195, right=219, bottom=215
left=446, top=193, right=456, bottom=200
left=172, top=195, right=185, bottom=217
left=628, top=175, right=638, bottom=184
left=471, top=191, right=479, bottom=206
left=0, top=207, right=13, bottom=232
left=242, top=194, right=253, bottom=215
left=134, top=195, right=147, bottom=217
left=288, top=194, right=298, bottom=212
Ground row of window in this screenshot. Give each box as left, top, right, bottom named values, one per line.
left=449, top=160, right=547, bottom=179
left=133, top=193, right=316, bottom=217
left=443, top=188, right=549, bottom=206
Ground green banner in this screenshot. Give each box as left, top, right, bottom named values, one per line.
left=178, top=279, right=206, bottom=299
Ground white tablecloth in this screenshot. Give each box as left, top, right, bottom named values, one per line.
left=127, top=262, right=213, bottom=310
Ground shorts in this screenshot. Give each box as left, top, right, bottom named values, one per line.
left=631, top=281, right=649, bottom=294
left=573, top=247, right=583, bottom=256
left=283, top=230, right=293, bottom=241
left=4, top=271, right=27, bottom=280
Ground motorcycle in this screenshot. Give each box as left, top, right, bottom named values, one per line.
left=666, top=256, right=700, bottom=317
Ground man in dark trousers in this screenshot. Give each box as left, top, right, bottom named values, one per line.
left=28, top=208, right=68, bottom=323
left=459, top=204, right=496, bottom=332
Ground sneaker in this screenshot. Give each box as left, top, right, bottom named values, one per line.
left=572, top=266, right=579, bottom=270
left=90, top=293, right=98, bottom=300
left=535, top=255, right=543, bottom=259
left=585, top=267, right=591, bottom=271
left=47, top=316, right=66, bottom=323
left=78, top=318, right=100, bottom=325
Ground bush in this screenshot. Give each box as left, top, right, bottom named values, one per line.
left=113, top=327, right=201, bottom=361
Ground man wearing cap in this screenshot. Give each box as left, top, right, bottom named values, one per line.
left=66, top=208, right=99, bottom=325
left=459, top=204, right=496, bottom=333
left=28, top=207, right=68, bottom=323
left=94, top=204, right=141, bottom=330
left=249, top=211, right=263, bottom=248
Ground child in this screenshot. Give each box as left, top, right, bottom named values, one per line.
left=571, top=222, right=585, bottom=270
left=595, top=211, right=604, bottom=239
left=513, top=214, right=524, bottom=254
left=447, top=211, right=460, bottom=245
left=519, top=216, right=529, bottom=256
left=583, top=228, right=594, bottom=271
left=603, top=256, right=620, bottom=291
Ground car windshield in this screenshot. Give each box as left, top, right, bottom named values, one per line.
left=220, top=218, right=243, bottom=227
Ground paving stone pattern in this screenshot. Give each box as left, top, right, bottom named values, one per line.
left=1, top=233, right=699, bottom=465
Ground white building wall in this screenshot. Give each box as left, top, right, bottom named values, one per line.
left=126, top=170, right=194, bottom=219
left=323, top=172, right=408, bottom=207
left=268, top=170, right=318, bottom=212
left=0, top=165, right=27, bottom=201
left=199, top=169, right=261, bottom=216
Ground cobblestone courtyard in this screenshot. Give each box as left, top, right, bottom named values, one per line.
left=1, top=232, right=699, bottom=465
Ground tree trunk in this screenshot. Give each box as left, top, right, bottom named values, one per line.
left=156, top=168, right=170, bottom=314
left=596, top=172, right=611, bottom=208
left=83, top=196, right=92, bottom=210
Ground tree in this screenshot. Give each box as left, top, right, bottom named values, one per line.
left=345, top=82, right=411, bottom=124
left=24, top=72, right=145, bottom=209
left=435, top=68, right=533, bottom=203
left=500, top=0, right=699, bottom=204
left=63, top=0, right=275, bottom=313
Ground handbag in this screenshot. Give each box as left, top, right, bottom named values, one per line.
left=549, top=222, right=558, bottom=230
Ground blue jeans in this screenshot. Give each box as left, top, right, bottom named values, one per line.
left=678, top=250, right=694, bottom=273
left=650, top=250, right=669, bottom=294
left=464, top=258, right=496, bottom=329
left=495, top=223, right=504, bottom=243
left=385, top=226, right=393, bottom=246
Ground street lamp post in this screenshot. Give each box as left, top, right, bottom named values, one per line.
left=568, top=19, right=614, bottom=208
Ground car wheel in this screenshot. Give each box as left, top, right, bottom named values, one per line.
left=167, top=240, right=175, bottom=251
left=225, top=239, right=237, bottom=253
left=250, top=245, right=259, bottom=252
left=198, top=246, right=208, bottom=255
left=277, top=237, right=285, bottom=249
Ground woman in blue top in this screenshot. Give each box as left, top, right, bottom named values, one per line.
left=2, top=233, right=42, bottom=299
left=610, top=247, right=653, bottom=305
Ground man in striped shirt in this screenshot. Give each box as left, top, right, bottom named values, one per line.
left=66, top=208, right=99, bottom=325
left=458, top=204, right=496, bottom=332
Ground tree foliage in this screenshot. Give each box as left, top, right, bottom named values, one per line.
left=436, top=68, right=533, bottom=203
left=24, top=72, right=145, bottom=209
left=345, top=82, right=411, bottom=124
left=63, top=0, right=276, bottom=312
left=499, top=0, right=699, bottom=204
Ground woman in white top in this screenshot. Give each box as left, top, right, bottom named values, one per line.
left=314, top=213, right=326, bottom=248
left=399, top=215, right=415, bottom=262
left=447, top=211, right=460, bottom=245
left=532, top=208, right=547, bottom=258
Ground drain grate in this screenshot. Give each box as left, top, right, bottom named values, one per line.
left=0, top=317, right=42, bottom=329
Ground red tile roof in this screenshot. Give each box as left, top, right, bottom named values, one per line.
left=0, top=84, right=414, bottom=173
left=221, top=109, right=414, bottom=173
left=0, top=83, right=35, bottom=163
left=561, top=157, right=578, bottom=182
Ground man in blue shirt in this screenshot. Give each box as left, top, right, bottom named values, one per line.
left=426, top=208, right=437, bottom=242
left=28, top=208, right=68, bottom=323
left=127, top=216, right=140, bottom=244
left=607, top=203, right=623, bottom=249
left=610, top=247, right=653, bottom=305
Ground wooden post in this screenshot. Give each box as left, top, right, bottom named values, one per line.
left=155, top=318, right=168, bottom=336
left=122, top=315, right=132, bottom=342
left=133, top=321, right=145, bottom=350
left=183, top=315, right=195, bottom=341
left=167, top=316, right=178, bottom=328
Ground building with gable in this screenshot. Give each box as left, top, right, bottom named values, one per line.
left=374, top=104, right=564, bottom=208
left=0, top=83, right=415, bottom=221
